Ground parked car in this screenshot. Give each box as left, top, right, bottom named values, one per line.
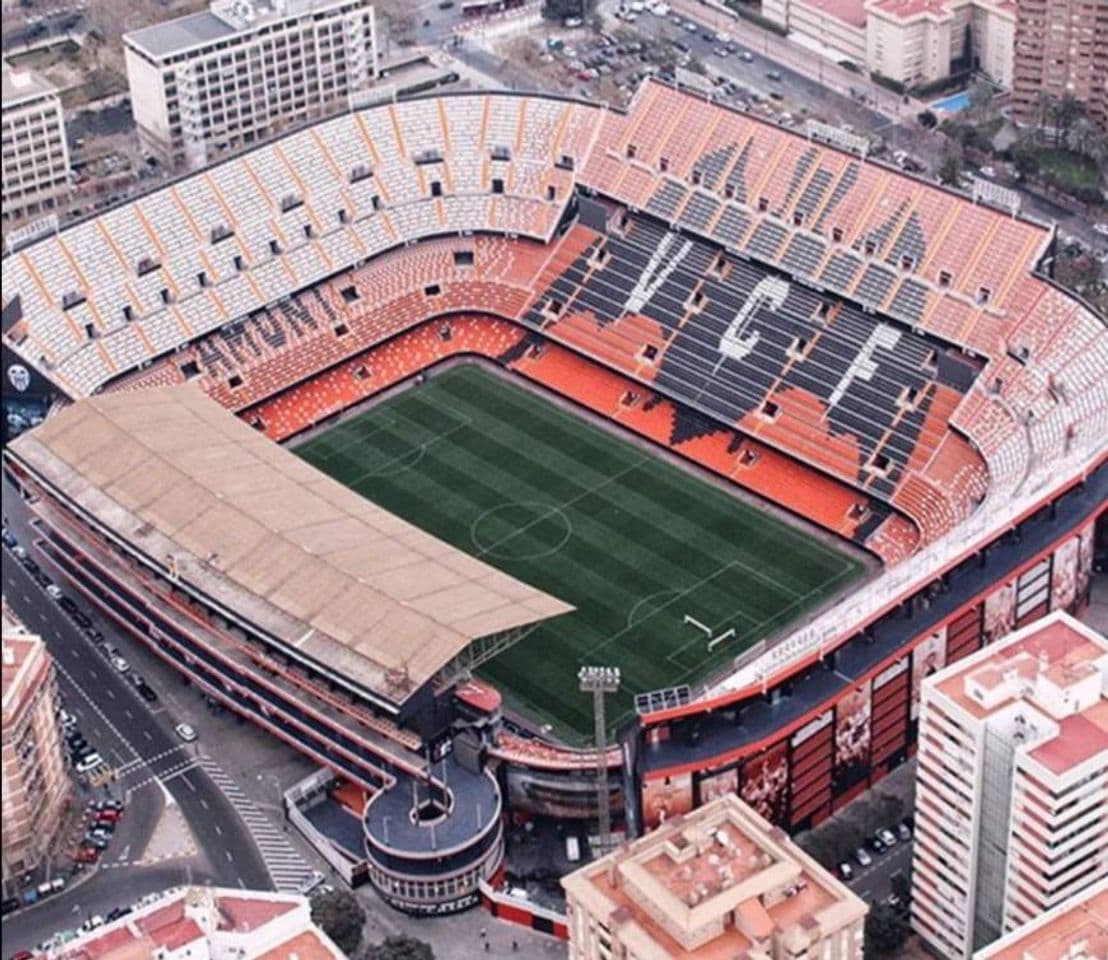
left=75, top=753, right=104, bottom=775
left=73, top=846, right=99, bottom=864
left=877, top=827, right=898, bottom=848
left=297, top=871, right=325, bottom=896
left=854, top=848, right=872, bottom=867
left=175, top=723, right=198, bottom=742
left=106, top=906, right=133, bottom=922
left=897, top=822, right=912, bottom=842
left=137, top=683, right=158, bottom=703
left=95, top=809, right=121, bottom=824
left=2, top=897, right=21, bottom=916
left=46, top=584, right=64, bottom=601
left=111, top=656, right=130, bottom=674
left=867, top=835, right=887, bottom=854
left=766, top=69, right=782, bottom=81
left=80, top=915, right=104, bottom=932
left=837, top=862, right=854, bottom=881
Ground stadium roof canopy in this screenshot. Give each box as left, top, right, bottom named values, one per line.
left=10, top=385, right=573, bottom=702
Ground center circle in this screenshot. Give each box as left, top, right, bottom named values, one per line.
left=470, top=501, right=573, bottom=561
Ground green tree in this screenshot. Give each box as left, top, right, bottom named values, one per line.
left=311, top=888, right=367, bottom=957
left=864, top=904, right=910, bottom=958
left=938, top=149, right=963, bottom=186
left=917, top=109, right=937, bottom=129
left=362, top=935, right=435, bottom=960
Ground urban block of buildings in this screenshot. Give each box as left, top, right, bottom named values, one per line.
left=1010, top=0, right=1108, bottom=128
left=562, top=793, right=868, bottom=960
left=763, top=0, right=1107, bottom=109
left=910, top=611, right=1108, bottom=960
left=1, top=61, right=70, bottom=229
left=1, top=602, right=72, bottom=890
left=50, top=886, right=344, bottom=959
left=123, top=0, right=378, bottom=170
left=972, top=877, right=1108, bottom=960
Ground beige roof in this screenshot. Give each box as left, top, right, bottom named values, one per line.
left=10, top=385, right=572, bottom=704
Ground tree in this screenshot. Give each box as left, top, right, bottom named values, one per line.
left=310, top=889, right=367, bottom=957
left=938, top=149, right=963, bottom=186
left=362, top=935, right=435, bottom=960
left=864, top=904, right=910, bottom=958
left=917, top=109, right=937, bottom=129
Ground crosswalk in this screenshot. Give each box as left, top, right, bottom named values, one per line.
left=198, top=756, right=314, bottom=893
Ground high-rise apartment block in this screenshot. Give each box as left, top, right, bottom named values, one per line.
left=1, top=604, right=72, bottom=887
left=562, top=794, right=868, bottom=960
left=1012, top=0, right=1108, bottom=127
left=123, top=0, right=378, bottom=170
left=972, top=878, right=1108, bottom=960
left=1, top=62, right=70, bottom=228
left=910, top=611, right=1108, bottom=959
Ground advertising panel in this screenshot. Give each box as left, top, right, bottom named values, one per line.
left=1077, top=524, right=1094, bottom=600
left=832, top=684, right=871, bottom=793
left=740, top=739, right=790, bottom=825
left=640, top=772, right=693, bottom=830
left=983, top=580, right=1017, bottom=646
left=910, top=628, right=947, bottom=721
left=1051, top=536, right=1080, bottom=611
left=697, top=766, right=739, bottom=805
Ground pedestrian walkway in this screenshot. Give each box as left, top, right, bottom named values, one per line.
left=198, top=756, right=314, bottom=892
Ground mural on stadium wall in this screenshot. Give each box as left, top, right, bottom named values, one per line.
left=740, top=740, right=789, bottom=824
left=697, top=765, right=739, bottom=804
left=1051, top=536, right=1080, bottom=612
left=983, top=580, right=1017, bottom=646
left=910, top=628, right=947, bottom=722
left=832, top=684, right=871, bottom=792
left=641, top=772, right=693, bottom=830
left=1077, top=524, right=1094, bottom=601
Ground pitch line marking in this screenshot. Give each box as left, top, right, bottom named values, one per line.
left=343, top=414, right=473, bottom=488
left=302, top=412, right=401, bottom=463
left=469, top=502, right=574, bottom=560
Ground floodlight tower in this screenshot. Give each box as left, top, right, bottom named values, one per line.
left=579, top=665, right=620, bottom=855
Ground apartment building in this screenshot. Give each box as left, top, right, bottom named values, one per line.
left=123, top=0, right=378, bottom=170
left=762, top=0, right=1015, bottom=88
left=1, top=605, right=72, bottom=887
left=562, top=793, right=868, bottom=960
left=1011, top=0, right=1107, bottom=128
left=865, top=0, right=1016, bottom=88
left=972, top=878, right=1108, bottom=960
left=910, top=611, right=1108, bottom=960
left=50, top=885, right=345, bottom=959
left=1, top=61, right=70, bottom=227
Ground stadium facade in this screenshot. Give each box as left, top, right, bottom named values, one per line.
left=2, top=81, right=1106, bottom=914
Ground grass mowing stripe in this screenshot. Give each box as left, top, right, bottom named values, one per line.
left=296, top=364, right=865, bottom=740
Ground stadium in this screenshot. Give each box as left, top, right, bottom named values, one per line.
left=2, top=80, right=1106, bottom=918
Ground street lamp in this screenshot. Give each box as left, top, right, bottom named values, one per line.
left=579, top=666, right=620, bottom=856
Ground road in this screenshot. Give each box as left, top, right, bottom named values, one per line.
left=1, top=484, right=272, bottom=953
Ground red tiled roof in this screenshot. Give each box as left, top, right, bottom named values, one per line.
left=217, top=895, right=298, bottom=932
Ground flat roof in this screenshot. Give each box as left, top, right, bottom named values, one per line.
left=973, top=879, right=1108, bottom=960
left=1, top=61, right=57, bottom=106
left=9, top=385, right=572, bottom=704
left=124, top=11, right=238, bottom=59
left=562, top=795, right=867, bottom=959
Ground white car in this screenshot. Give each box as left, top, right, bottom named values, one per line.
left=175, top=723, right=198, bottom=742
left=739, top=51, right=754, bottom=62
left=111, top=656, right=130, bottom=674
left=47, top=584, right=64, bottom=601
left=297, top=871, right=325, bottom=896
left=75, top=753, right=104, bottom=775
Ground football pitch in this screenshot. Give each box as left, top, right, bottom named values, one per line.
left=295, top=364, right=865, bottom=740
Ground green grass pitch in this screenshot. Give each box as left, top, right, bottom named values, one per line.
left=295, top=364, right=865, bottom=741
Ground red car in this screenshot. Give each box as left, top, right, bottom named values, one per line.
left=73, top=845, right=99, bottom=863
left=94, top=809, right=121, bottom=824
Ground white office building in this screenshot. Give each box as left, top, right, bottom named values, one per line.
left=1, top=61, right=70, bottom=228
left=910, top=611, right=1108, bottom=959
left=123, top=0, right=378, bottom=170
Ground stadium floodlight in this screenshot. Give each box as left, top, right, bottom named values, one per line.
left=580, top=666, right=620, bottom=855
